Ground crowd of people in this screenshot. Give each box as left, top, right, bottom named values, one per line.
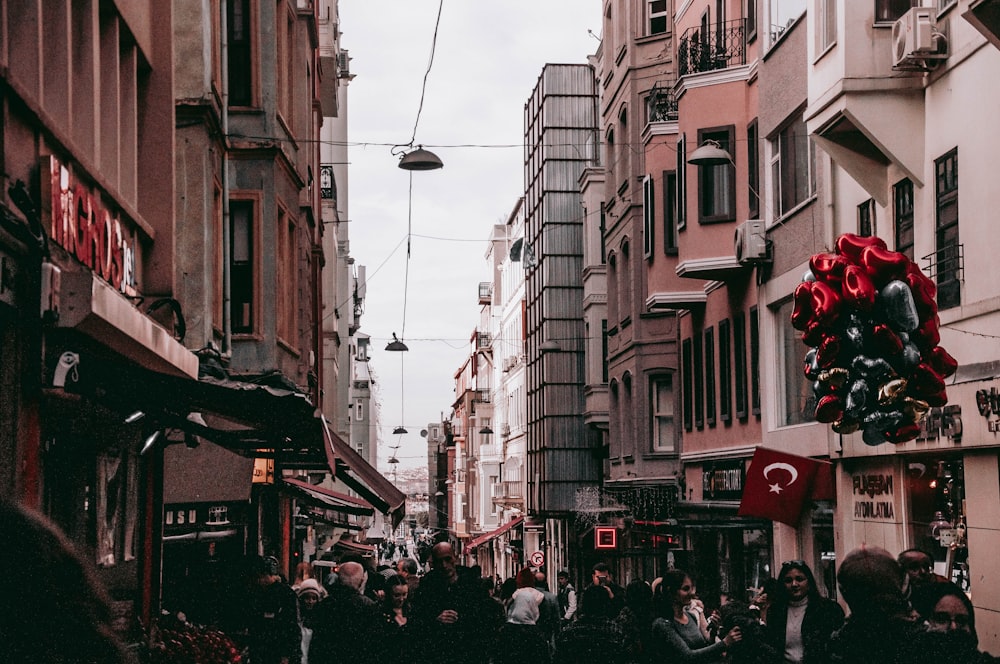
left=4, top=492, right=998, bottom=664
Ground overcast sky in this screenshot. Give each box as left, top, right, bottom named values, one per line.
left=339, top=1, right=601, bottom=473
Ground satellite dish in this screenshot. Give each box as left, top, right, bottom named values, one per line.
left=420, top=429, right=428, bottom=438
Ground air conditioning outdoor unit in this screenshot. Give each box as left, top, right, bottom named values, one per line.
left=734, top=220, right=767, bottom=265
left=892, top=7, right=938, bottom=68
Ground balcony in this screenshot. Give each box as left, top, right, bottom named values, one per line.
left=476, top=331, right=492, bottom=349
left=646, top=80, right=678, bottom=123
left=677, top=19, right=746, bottom=78
left=474, top=388, right=491, bottom=404
left=645, top=289, right=708, bottom=312
left=478, top=281, right=492, bottom=305
left=491, top=480, right=524, bottom=504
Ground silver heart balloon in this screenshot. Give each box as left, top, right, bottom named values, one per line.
left=877, top=280, right=920, bottom=332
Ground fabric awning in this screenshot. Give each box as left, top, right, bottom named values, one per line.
left=281, top=477, right=375, bottom=518
left=163, top=441, right=254, bottom=504
left=59, top=349, right=334, bottom=471
left=333, top=535, right=375, bottom=555
left=464, top=516, right=525, bottom=552
left=323, top=419, right=406, bottom=528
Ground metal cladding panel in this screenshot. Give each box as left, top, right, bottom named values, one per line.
left=541, top=259, right=585, bottom=292
left=541, top=98, right=597, bottom=128
left=540, top=390, right=586, bottom=423
left=543, top=129, right=596, bottom=160
left=542, top=287, right=584, bottom=319
left=540, top=64, right=597, bottom=97
left=542, top=160, right=588, bottom=191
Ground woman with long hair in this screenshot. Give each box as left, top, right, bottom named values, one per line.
left=378, top=574, right=412, bottom=660
left=763, top=560, right=844, bottom=664
left=495, top=568, right=550, bottom=664
left=650, top=569, right=741, bottom=662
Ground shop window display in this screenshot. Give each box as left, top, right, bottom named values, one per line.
left=905, top=457, right=969, bottom=593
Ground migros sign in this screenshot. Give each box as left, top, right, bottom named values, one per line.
left=43, top=156, right=139, bottom=296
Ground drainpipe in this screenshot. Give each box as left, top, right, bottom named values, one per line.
left=220, top=0, right=232, bottom=357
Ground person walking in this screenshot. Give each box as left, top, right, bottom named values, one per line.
left=246, top=556, right=301, bottom=664
left=556, top=570, right=578, bottom=625
left=649, top=569, right=741, bottom=663
left=379, top=574, right=413, bottom=661
left=495, top=568, right=551, bottom=664
left=908, top=580, right=1000, bottom=663
left=553, top=584, right=628, bottom=664
left=307, top=561, right=382, bottom=664
left=763, top=560, right=844, bottom=664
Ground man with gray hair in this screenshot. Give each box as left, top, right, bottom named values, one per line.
left=307, top=561, right=382, bottom=663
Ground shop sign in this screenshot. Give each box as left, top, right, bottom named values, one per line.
left=702, top=459, right=745, bottom=501
left=43, top=156, right=139, bottom=296
left=595, top=526, right=617, bottom=549
left=918, top=404, right=963, bottom=441
left=852, top=473, right=895, bottom=520
left=976, top=387, right=1000, bottom=432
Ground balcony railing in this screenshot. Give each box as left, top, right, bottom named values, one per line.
left=646, top=80, right=678, bottom=122
left=491, top=480, right=524, bottom=501
left=922, top=243, right=964, bottom=310
left=474, top=388, right=491, bottom=403
left=678, top=19, right=747, bottom=77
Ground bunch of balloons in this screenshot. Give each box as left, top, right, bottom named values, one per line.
left=791, top=233, right=957, bottom=445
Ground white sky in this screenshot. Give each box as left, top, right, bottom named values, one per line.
left=339, top=1, right=601, bottom=472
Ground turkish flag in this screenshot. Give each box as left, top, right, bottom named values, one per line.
left=738, top=447, right=832, bottom=526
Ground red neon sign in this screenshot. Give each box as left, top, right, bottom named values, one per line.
left=595, top=526, right=617, bottom=549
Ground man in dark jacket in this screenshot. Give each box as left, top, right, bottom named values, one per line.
left=554, top=585, right=627, bottom=664
left=246, top=556, right=302, bottom=664
left=408, top=542, right=501, bottom=664
left=307, top=561, right=382, bottom=664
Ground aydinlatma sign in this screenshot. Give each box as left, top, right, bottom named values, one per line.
left=43, top=156, right=140, bottom=297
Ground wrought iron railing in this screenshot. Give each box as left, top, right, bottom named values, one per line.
left=922, top=243, right=964, bottom=309
left=646, top=80, right=678, bottom=122
left=678, top=19, right=747, bottom=77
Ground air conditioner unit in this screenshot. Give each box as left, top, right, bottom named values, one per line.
left=892, top=7, right=938, bottom=68
left=337, top=50, right=351, bottom=78
left=734, top=220, right=767, bottom=264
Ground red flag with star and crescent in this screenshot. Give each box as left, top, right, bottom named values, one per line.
left=737, top=447, right=834, bottom=526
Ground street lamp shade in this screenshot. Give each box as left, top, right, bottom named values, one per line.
left=398, top=146, right=444, bottom=171
left=539, top=340, right=562, bottom=352
left=385, top=332, right=409, bottom=352
left=687, top=140, right=734, bottom=167
left=392, top=426, right=408, bottom=435
left=479, top=426, right=493, bottom=435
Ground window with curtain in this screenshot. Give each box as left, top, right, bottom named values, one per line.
left=697, top=126, right=736, bottom=223
left=652, top=375, right=676, bottom=452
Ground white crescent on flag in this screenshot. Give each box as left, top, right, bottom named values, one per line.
left=762, top=462, right=799, bottom=494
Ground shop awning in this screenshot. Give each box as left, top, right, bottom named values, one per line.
left=58, top=349, right=334, bottom=471
left=163, top=442, right=255, bottom=504
left=281, top=477, right=375, bottom=518
left=333, top=534, right=376, bottom=555
left=465, top=516, right=525, bottom=552
left=323, top=419, right=406, bottom=528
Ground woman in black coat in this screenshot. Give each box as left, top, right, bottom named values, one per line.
left=763, top=560, right=844, bottom=664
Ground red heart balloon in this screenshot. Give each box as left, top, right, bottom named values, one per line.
left=802, top=324, right=826, bottom=348
left=816, top=335, right=842, bottom=369
left=911, top=314, right=941, bottom=350
left=814, top=395, right=845, bottom=423
left=905, top=263, right=937, bottom=319
left=791, top=281, right=814, bottom=331
left=810, top=253, right=851, bottom=286
left=810, top=281, right=842, bottom=328
left=860, top=245, right=909, bottom=286
left=884, top=422, right=922, bottom=444
left=841, top=264, right=877, bottom=311
left=836, top=233, right=887, bottom=264
left=908, top=362, right=948, bottom=406
left=924, top=346, right=958, bottom=378
left=871, top=323, right=904, bottom=356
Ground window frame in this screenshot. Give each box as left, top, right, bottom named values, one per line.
left=694, top=333, right=705, bottom=429
left=677, top=133, right=687, bottom=230
left=228, top=191, right=262, bottom=336
left=662, top=170, right=678, bottom=255
left=705, top=326, right=716, bottom=427
left=894, top=178, right=915, bottom=260
left=276, top=200, right=298, bottom=347
left=651, top=374, right=677, bottom=453
left=719, top=318, right=732, bottom=423
left=682, top=338, right=693, bottom=432
left=226, top=0, right=257, bottom=108
left=858, top=198, right=875, bottom=237
left=934, top=148, right=960, bottom=310
left=748, top=119, right=760, bottom=219
left=750, top=306, right=761, bottom=416
left=875, top=0, right=918, bottom=24
left=648, top=0, right=668, bottom=35
left=734, top=311, right=748, bottom=420
left=770, top=113, right=816, bottom=220
left=696, top=125, right=737, bottom=224
left=643, top=174, right=655, bottom=258
left=815, top=0, right=837, bottom=53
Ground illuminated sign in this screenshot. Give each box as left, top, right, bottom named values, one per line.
left=852, top=473, right=895, bottom=520
left=595, top=526, right=617, bottom=549
left=43, top=156, right=139, bottom=296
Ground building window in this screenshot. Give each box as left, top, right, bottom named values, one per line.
left=599, top=203, right=608, bottom=263
left=677, top=133, right=687, bottom=230
left=648, top=0, right=668, bottom=35
left=719, top=319, right=732, bottom=423
left=276, top=204, right=297, bottom=344
left=748, top=119, right=760, bottom=219
left=770, top=114, right=816, bottom=218
left=697, top=126, right=736, bottom=223
left=623, top=374, right=634, bottom=455
left=610, top=380, right=621, bottom=460
left=618, top=107, right=629, bottom=194
left=662, top=171, right=678, bottom=255
left=620, top=241, right=632, bottom=327
left=682, top=338, right=693, bottom=431
left=608, top=253, right=618, bottom=324
left=858, top=198, right=875, bottom=237
left=601, top=320, right=609, bottom=383
left=815, top=0, right=836, bottom=52
left=767, top=0, right=806, bottom=45
left=734, top=311, right=748, bottom=419
left=935, top=148, right=960, bottom=310
left=894, top=178, right=914, bottom=260
left=777, top=299, right=815, bottom=426
left=876, top=0, right=918, bottom=23
left=750, top=306, right=761, bottom=415
left=652, top=375, right=676, bottom=452
left=607, top=128, right=616, bottom=193
left=694, top=333, right=704, bottom=429
left=705, top=327, right=716, bottom=426
left=643, top=175, right=655, bottom=258
left=227, top=0, right=254, bottom=106
left=213, top=181, right=224, bottom=331
left=230, top=197, right=257, bottom=334
left=747, top=0, right=758, bottom=42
